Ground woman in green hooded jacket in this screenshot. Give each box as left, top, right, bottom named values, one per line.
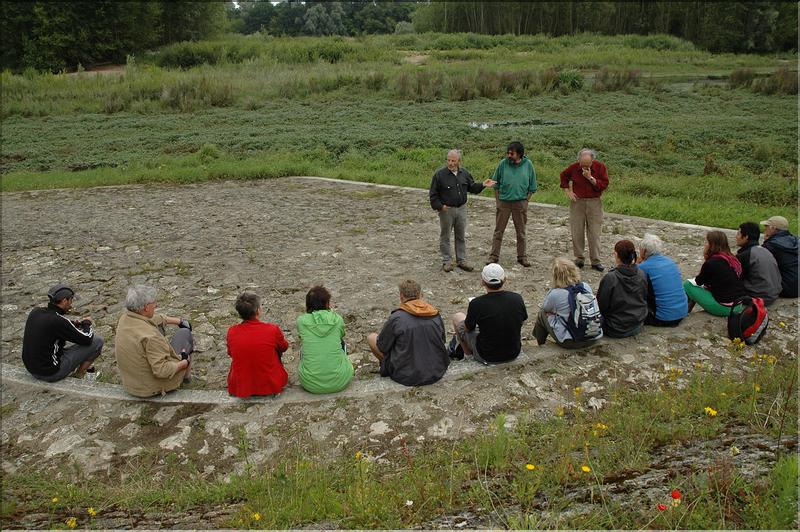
left=297, top=285, right=354, bottom=394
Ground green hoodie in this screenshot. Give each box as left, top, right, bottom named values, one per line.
left=297, top=309, right=353, bottom=394
left=491, top=155, right=537, bottom=201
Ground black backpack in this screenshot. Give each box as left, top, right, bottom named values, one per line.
left=563, top=283, right=603, bottom=342
left=727, top=296, right=768, bottom=345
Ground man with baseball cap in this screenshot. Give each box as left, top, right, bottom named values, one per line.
left=761, top=215, right=798, bottom=298
left=21, top=283, right=103, bottom=382
left=451, top=263, right=528, bottom=364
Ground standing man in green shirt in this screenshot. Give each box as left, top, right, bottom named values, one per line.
left=488, top=141, right=538, bottom=267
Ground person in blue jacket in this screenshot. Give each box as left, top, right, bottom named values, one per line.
left=637, top=233, right=688, bottom=327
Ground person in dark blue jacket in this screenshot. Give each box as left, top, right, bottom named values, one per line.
left=637, top=234, right=688, bottom=327
left=761, top=216, right=798, bottom=298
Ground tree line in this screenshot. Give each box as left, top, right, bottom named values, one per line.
left=412, top=1, right=797, bottom=53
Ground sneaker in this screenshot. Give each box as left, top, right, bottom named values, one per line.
left=456, top=262, right=474, bottom=272
left=591, top=263, right=606, bottom=272
left=517, top=258, right=532, bottom=267
left=574, top=259, right=585, bottom=269
left=443, top=262, right=454, bottom=272
left=84, top=367, right=99, bottom=382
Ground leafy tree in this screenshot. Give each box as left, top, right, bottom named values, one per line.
left=303, top=3, right=346, bottom=36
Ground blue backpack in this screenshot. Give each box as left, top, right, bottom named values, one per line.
left=563, top=283, right=603, bottom=342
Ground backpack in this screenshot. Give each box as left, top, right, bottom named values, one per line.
left=727, top=296, right=768, bottom=345
left=563, top=283, right=603, bottom=342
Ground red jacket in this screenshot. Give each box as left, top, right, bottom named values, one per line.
left=559, top=160, right=609, bottom=198
left=226, top=319, right=288, bottom=398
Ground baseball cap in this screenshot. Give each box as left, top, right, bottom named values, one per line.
left=481, top=263, right=505, bottom=285
left=759, top=215, right=789, bottom=231
left=47, top=283, right=75, bottom=302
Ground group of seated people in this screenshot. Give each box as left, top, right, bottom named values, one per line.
left=20, top=217, right=797, bottom=398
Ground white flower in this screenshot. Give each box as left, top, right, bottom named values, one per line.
left=405, top=500, right=414, bottom=507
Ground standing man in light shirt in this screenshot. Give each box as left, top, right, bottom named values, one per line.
left=487, top=141, right=537, bottom=267
left=429, top=149, right=495, bottom=272
left=560, top=148, right=609, bottom=272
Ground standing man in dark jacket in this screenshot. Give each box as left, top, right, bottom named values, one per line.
left=561, top=148, right=610, bottom=271
left=735, top=222, right=782, bottom=305
left=761, top=216, right=798, bottom=298
left=367, top=280, right=449, bottom=386
left=21, top=283, right=103, bottom=382
left=429, top=149, right=496, bottom=272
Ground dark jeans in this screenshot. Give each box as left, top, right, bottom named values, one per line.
left=644, top=311, right=683, bottom=328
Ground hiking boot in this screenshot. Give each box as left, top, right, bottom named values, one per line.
left=457, top=261, right=474, bottom=272
left=591, top=263, right=605, bottom=272
left=486, top=256, right=499, bottom=265
left=517, top=258, right=532, bottom=267
left=443, top=262, right=454, bottom=272
left=574, top=259, right=585, bottom=269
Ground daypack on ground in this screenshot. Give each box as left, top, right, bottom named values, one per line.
left=563, top=283, right=603, bottom=342
left=727, top=296, right=768, bottom=345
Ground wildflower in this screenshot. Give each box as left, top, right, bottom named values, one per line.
left=65, top=517, right=77, bottom=529
left=354, top=451, right=363, bottom=460
left=51, top=497, right=59, bottom=503
left=252, top=512, right=261, bottom=521
left=779, top=321, right=786, bottom=327
left=671, top=488, right=682, bottom=505
left=525, top=463, right=535, bottom=471
left=657, top=503, right=667, bottom=511
left=704, top=406, right=718, bottom=417
left=766, top=355, right=777, bottom=365
left=573, top=386, right=582, bottom=395
left=405, top=500, right=414, bottom=507
left=594, top=422, right=608, bottom=430
left=754, top=384, right=761, bottom=393
left=87, top=507, right=97, bottom=517
left=729, top=445, right=740, bottom=456
left=555, top=407, right=565, bottom=417
left=581, top=465, right=591, bottom=473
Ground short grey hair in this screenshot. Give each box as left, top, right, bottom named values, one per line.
left=447, top=149, right=462, bottom=161
left=577, top=148, right=597, bottom=161
left=125, top=284, right=157, bottom=312
left=639, top=233, right=664, bottom=256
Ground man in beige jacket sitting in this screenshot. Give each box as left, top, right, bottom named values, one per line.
left=115, top=284, right=194, bottom=397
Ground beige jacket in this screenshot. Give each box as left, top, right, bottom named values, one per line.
left=115, top=311, right=185, bottom=397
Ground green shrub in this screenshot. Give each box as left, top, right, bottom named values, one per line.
left=157, top=41, right=224, bottom=68
left=557, top=69, right=584, bottom=91
left=593, top=67, right=641, bottom=92
left=198, top=143, right=222, bottom=163
left=729, top=68, right=756, bottom=88
left=752, top=67, right=798, bottom=95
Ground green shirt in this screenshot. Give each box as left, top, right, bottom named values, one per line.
left=491, top=156, right=537, bottom=201
left=297, top=309, right=354, bottom=394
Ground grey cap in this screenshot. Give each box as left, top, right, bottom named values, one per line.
left=47, top=283, right=75, bottom=302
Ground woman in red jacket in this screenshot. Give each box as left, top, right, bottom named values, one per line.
left=226, top=292, right=288, bottom=397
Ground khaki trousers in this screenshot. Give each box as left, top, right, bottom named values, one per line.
left=570, top=197, right=603, bottom=264
left=490, top=199, right=528, bottom=260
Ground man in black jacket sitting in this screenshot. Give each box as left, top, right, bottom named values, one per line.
left=21, top=283, right=104, bottom=382
left=429, top=149, right=495, bottom=272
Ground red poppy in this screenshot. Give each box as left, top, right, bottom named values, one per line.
left=671, top=489, right=682, bottom=500
left=657, top=503, right=667, bottom=511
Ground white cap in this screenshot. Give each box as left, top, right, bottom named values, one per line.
left=481, top=263, right=505, bottom=285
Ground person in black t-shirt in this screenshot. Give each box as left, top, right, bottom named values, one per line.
left=451, top=263, right=528, bottom=364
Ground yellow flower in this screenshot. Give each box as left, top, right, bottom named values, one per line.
left=573, top=387, right=582, bottom=395
left=581, top=465, right=591, bottom=473
left=51, top=497, right=59, bottom=503
left=525, top=463, right=535, bottom=471
left=767, top=355, right=777, bottom=365
left=87, top=507, right=97, bottom=517
left=704, top=406, right=718, bottom=417
left=555, top=407, right=565, bottom=417
left=754, top=384, right=761, bottom=393
left=354, top=451, right=363, bottom=460
left=779, top=321, right=786, bottom=327
left=720, top=392, right=727, bottom=397
left=594, top=422, right=608, bottom=430
left=65, top=517, right=77, bottom=529
left=252, top=512, right=261, bottom=521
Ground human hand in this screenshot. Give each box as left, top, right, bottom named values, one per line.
left=440, top=205, right=449, bottom=212
left=79, top=316, right=93, bottom=325
left=483, top=178, right=497, bottom=188
left=565, top=189, right=578, bottom=202
left=178, top=318, right=192, bottom=330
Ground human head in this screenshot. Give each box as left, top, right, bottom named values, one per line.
left=481, top=263, right=506, bottom=290
left=639, top=233, right=664, bottom=261
left=736, top=222, right=760, bottom=247
left=760, top=215, right=789, bottom=238
left=614, top=239, right=637, bottom=266
left=446, top=149, right=461, bottom=171
left=577, top=148, right=596, bottom=167
left=704, top=230, right=732, bottom=260
left=551, top=257, right=581, bottom=288
left=235, top=292, right=261, bottom=320
left=506, top=141, right=524, bottom=163
left=125, top=284, right=157, bottom=318
left=398, top=279, right=421, bottom=302
left=305, top=285, right=331, bottom=313
left=47, top=283, right=75, bottom=310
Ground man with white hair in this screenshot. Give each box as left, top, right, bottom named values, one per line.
left=637, top=234, right=688, bottom=327
left=451, top=263, right=527, bottom=364
left=429, top=149, right=496, bottom=272
left=114, top=284, right=194, bottom=397
left=560, top=148, right=609, bottom=271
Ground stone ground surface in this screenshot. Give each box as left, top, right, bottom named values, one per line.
left=1, top=177, right=798, bottom=528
